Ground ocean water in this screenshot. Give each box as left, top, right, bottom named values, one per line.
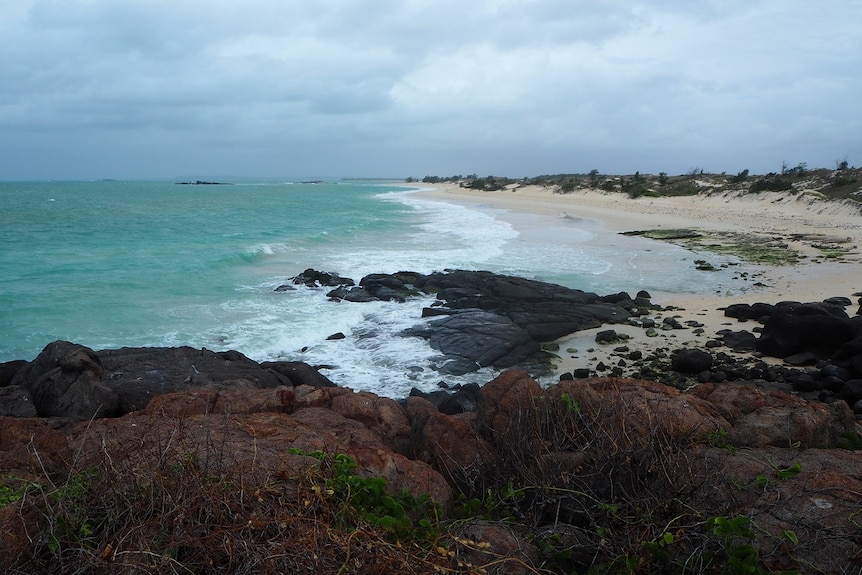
left=0, top=179, right=736, bottom=397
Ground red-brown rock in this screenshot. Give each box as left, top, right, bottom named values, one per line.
left=406, top=396, right=495, bottom=488
left=476, top=369, right=543, bottom=440
left=691, top=382, right=854, bottom=447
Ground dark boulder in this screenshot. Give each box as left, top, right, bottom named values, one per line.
left=262, top=361, right=336, bottom=388
left=438, top=383, right=482, bottom=415
left=98, top=346, right=291, bottom=414
left=822, top=364, right=852, bottom=381
left=0, top=360, right=27, bottom=387
left=11, top=341, right=119, bottom=419
left=821, top=376, right=846, bottom=392
left=0, top=386, right=37, bottom=417
left=791, top=373, right=821, bottom=392
left=839, top=380, right=862, bottom=404
left=600, top=292, right=635, bottom=309
left=723, top=303, right=757, bottom=320
left=595, top=329, right=618, bottom=344
left=408, top=388, right=454, bottom=412
left=783, top=352, right=819, bottom=367
left=288, top=268, right=355, bottom=288
left=326, top=272, right=423, bottom=303
left=671, top=349, right=714, bottom=373
left=326, top=286, right=377, bottom=302
left=756, top=302, right=856, bottom=358
left=722, top=330, right=757, bottom=352
left=409, top=381, right=482, bottom=415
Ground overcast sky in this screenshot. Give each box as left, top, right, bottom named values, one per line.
left=1, top=1, right=860, bottom=180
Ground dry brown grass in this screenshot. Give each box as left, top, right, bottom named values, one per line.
left=4, top=380, right=831, bottom=574
left=1, top=412, right=533, bottom=575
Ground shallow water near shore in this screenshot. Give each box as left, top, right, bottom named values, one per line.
left=0, top=179, right=739, bottom=396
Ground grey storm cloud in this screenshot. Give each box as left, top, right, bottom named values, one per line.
left=1, top=0, right=860, bottom=179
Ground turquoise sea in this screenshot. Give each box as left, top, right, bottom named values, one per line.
left=0, top=179, right=735, bottom=396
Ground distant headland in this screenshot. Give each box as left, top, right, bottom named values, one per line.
left=174, top=180, right=233, bottom=185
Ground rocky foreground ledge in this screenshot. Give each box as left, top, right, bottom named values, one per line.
left=1, top=362, right=860, bottom=572
left=1, top=271, right=862, bottom=572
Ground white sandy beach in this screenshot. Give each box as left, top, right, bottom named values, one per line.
left=417, top=182, right=862, bottom=377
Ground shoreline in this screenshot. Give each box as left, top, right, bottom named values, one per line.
left=413, top=182, right=862, bottom=379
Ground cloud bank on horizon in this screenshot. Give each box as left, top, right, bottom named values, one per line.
left=1, top=0, right=860, bottom=180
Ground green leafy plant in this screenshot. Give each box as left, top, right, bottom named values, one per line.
left=700, top=428, right=733, bottom=450
left=752, top=461, right=801, bottom=491
left=559, top=392, right=581, bottom=415
left=838, top=431, right=862, bottom=450
left=706, top=515, right=766, bottom=574
left=775, top=462, right=802, bottom=480
left=0, top=479, right=35, bottom=507
left=754, top=474, right=772, bottom=490
left=288, top=448, right=440, bottom=544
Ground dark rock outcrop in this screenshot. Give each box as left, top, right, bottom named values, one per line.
left=755, top=302, right=857, bottom=358
left=98, top=346, right=289, bottom=414
left=417, top=270, right=632, bottom=339
left=10, top=341, right=118, bottom=419
left=403, top=310, right=540, bottom=374
left=7, top=341, right=337, bottom=419
left=286, top=268, right=356, bottom=288
left=671, top=348, right=714, bottom=373
left=275, top=269, right=637, bottom=375
left=403, top=270, right=632, bottom=373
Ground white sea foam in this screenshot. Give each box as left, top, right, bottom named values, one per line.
left=203, top=284, right=468, bottom=397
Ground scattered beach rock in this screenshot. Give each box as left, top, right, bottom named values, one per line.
left=721, top=330, right=757, bottom=351
left=671, top=348, right=713, bottom=373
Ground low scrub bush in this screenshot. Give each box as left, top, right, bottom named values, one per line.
left=3, top=386, right=817, bottom=574
left=1, top=418, right=459, bottom=575
left=749, top=178, right=793, bottom=192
